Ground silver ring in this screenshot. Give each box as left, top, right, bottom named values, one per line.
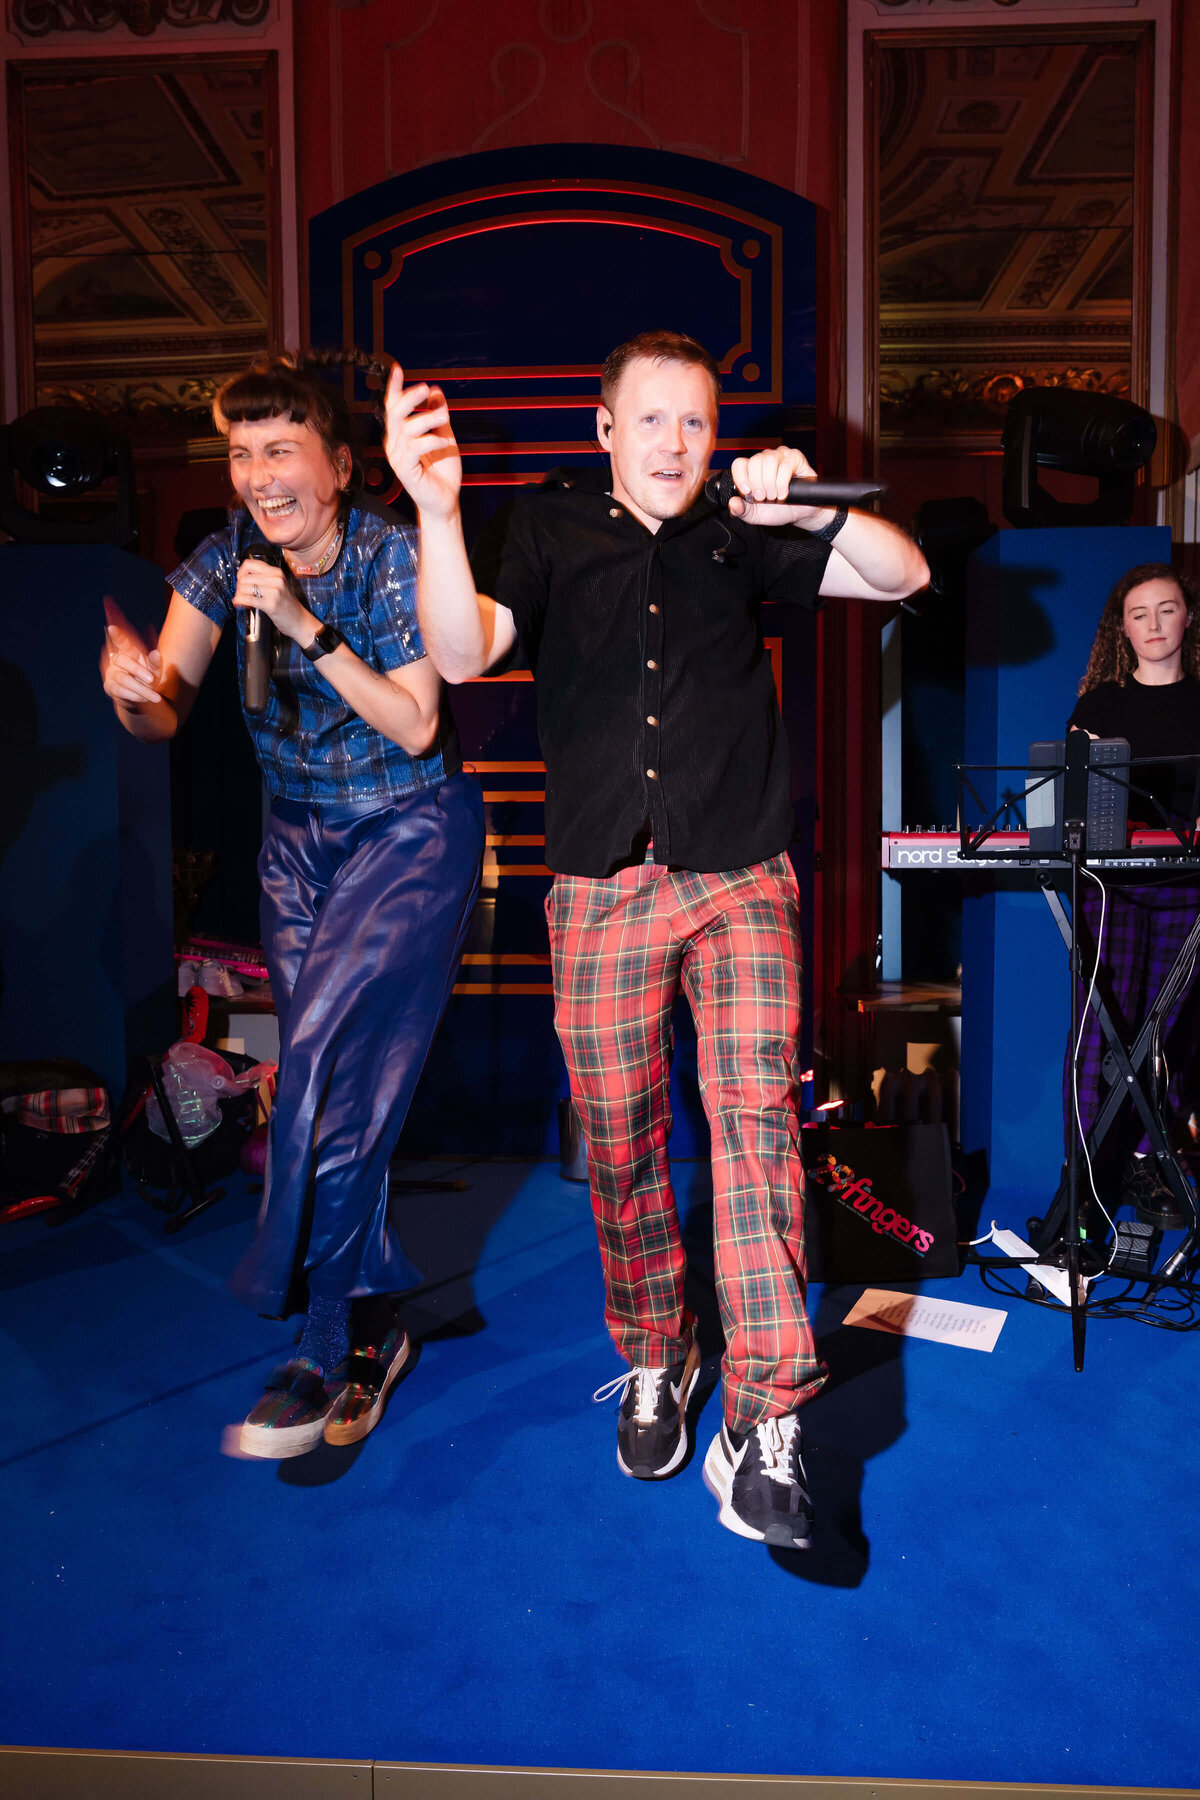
left=252, top=584, right=261, bottom=601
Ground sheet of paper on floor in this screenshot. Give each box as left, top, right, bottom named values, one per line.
left=843, top=1288, right=1007, bottom=1352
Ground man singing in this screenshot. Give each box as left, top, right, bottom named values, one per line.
left=385, top=331, right=927, bottom=1548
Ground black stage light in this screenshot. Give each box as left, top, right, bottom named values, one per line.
left=1001, top=385, right=1157, bottom=529
left=0, top=406, right=138, bottom=547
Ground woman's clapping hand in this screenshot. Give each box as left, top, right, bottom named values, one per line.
left=101, top=600, right=162, bottom=709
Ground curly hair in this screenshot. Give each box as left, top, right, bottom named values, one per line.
left=1077, top=563, right=1200, bottom=694
left=213, top=347, right=390, bottom=505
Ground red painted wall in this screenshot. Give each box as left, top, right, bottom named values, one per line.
left=292, top=0, right=854, bottom=1068
left=294, top=0, right=843, bottom=444
left=296, top=2, right=839, bottom=222
left=1176, top=2, right=1200, bottom=461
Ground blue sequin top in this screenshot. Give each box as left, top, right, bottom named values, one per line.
left=169, top=505, right=458, bottom=804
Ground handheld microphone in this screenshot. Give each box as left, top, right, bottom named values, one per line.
left=704, top=470, right=886, bottom=510
left=238, top=540, right=283, bottom=715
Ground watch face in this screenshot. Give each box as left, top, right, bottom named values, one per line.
left=307, top=624, right=342, bottom=659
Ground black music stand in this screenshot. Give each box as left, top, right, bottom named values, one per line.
left=954, top=743, right=1200, bottom=1369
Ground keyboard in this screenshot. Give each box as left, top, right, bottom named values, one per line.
left=881, top=830, right=1199, bottom=873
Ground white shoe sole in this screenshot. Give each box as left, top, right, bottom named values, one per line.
left=238, top=1413, right=329, bottom=1460
left=702, top=1430, right=812, bottom=1549
left=237, top=1376, right=347, bottom=1460
left=323, top=1332, right=413, bottom=1446
left=616, top=1360, right=700, bottom=1480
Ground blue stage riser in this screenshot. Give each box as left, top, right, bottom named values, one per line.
left=0, top=546, right=174, bottom=1096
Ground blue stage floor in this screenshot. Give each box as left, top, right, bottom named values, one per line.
left=1, top=1159, right=1198, bottom=1787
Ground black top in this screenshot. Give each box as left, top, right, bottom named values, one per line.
left=1068, top=677, right=1200, bottom=822
left=472, top=469, right=831, bottom=877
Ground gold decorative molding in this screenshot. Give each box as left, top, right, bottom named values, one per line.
left=879, top=362, right=1129, bottom=441
left=7, top=0, right=270, bottom=39
left=33, top=374, right=225, bottom=436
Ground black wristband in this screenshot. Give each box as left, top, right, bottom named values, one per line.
left=300, top=623, right=346, bottom=662
left=810, top=505, right=848, bottom=544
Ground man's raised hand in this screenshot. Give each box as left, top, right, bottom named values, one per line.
left=384, top=365, right=461, bottom=521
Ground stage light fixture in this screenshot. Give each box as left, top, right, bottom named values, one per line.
left=1, top=406, right=138, bottom=547
left=1001, top=385, right=1156, bottom=529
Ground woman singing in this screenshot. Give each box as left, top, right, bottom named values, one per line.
left=1068, top=562, right=1200, bottom=1226
left=102, top=351, right=484, bottom=1456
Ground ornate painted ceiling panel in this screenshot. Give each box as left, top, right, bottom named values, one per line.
left=877, top=37, right=1137, bottom=446
left=15, top=56, right=272, bottom=434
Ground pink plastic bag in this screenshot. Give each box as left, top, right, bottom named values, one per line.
left=147, top=1042, right=274, bottom=1148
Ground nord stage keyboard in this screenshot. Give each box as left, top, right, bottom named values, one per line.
left=881, top=829, right=1198, bottom=873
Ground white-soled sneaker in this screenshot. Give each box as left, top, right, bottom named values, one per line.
left=593, top=1337, right=701, bottom=1480
left=703, top=1412, right=812, bottom=1549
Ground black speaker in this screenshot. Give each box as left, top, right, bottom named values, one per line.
left=800, top=1122, right=958, bottom=1282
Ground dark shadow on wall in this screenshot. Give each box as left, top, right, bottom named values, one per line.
left=966, top=562, right=1058, bottom=667
left=0, top=658, right=85, bottom=866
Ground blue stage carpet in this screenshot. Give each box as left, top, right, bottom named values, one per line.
left=1, top=1159, right=1197, bottom=1787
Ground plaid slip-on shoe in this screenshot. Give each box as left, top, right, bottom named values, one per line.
left=238, top=1358, right=346, bottom=1460
left=703, top=1412, right=813, bottom=1550
left=323, top=1325, right=413, bottom=1447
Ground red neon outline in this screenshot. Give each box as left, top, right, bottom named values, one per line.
left=384, top=395, right=798, bottom=412
left=451, top=438, right=780, bottom=457
left=371, top=209, right=755, bottom=381
left=337, top=176, right=787, bottom=414
left=343, top=176, right=785, bottom=255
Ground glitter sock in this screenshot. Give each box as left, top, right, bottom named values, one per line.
left=295, top=1295, right=350, bottom=1378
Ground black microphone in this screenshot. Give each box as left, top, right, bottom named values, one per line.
left=238, top=540, right=283, bottom=715
left=704, top=470, right=886, bottom=510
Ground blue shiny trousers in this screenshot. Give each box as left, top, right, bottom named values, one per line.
left=229, top=772, right=484, bottom=1316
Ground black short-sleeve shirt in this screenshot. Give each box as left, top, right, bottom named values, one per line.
left=471, top=470, right=831, bottom=877
left=1069, top=677, right=1200, bottom=823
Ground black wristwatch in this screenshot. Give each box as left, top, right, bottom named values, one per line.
left=300, top=622, right=346, bottom=662
left=810, top=505, right=848, bottom=543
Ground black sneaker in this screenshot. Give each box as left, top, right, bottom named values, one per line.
left=1123, top=1155, right=1189, bottom=1230
left=593, top=1337, right=701, bottom=1480
left=703, top=1413, right=812, bottom=1549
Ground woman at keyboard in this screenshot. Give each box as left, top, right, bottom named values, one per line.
left=1068, top=561, right=1200, bottom=1226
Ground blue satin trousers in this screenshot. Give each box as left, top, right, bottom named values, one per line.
left=229, top=772, right=484, bottom=1316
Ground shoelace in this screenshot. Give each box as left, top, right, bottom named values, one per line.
left=592, top=1367, right=666, bottom=1425
left=755, top=1414, right=800, bottom=1485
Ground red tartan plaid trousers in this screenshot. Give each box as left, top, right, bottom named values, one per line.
left=546, top=853, right=826, bottom=1432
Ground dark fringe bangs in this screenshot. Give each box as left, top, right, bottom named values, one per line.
left=214, top=366, right=336, bottom=435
